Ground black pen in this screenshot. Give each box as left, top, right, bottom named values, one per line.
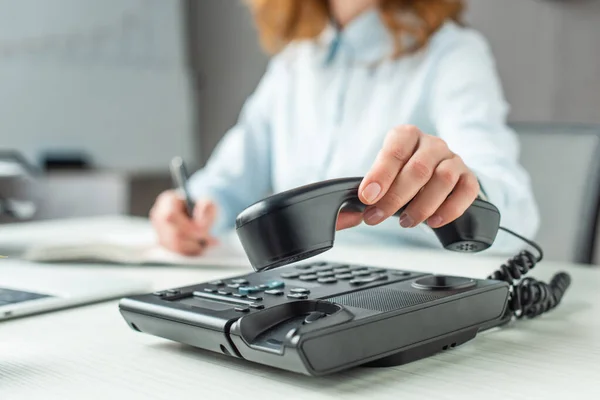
left=169, top=156, right=208, bottom=248
left=170, top=156, right=195, bottom=217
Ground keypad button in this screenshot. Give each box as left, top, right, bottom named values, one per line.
left=166, top=289, right=180, bottom=294
left=352, top=270, right=371, bottom=277
left=350, top=274, right=388, bottom=286
left=203, top=288, right=217, bottom=293
left=280, top=271, right=300, bottom=279
left=247, top=296, right=263, bottom=301
left=153, top=291, right=166, bottom=297
left=336, top=273, right=354, bottom=280
left=349, top=279, right=366, bottom=286
left=250, top=303, right=265, bottom=309
left=290, top=288, right=310, bottom=294
left=233, top=293, right=247, bottom=298
left=299, top=274, right=318, bottom=281
left=333, top=267, right=351, bottom=273
left=392, top=271, right=411, bottom=276
left=218, top=290, right=232, bottom=296
left=287, top=293, right=308, bottom=300
left=234, top=307, right=249, bottom=312
left=295, top=264, right=313, bottom=270
left=315, top=266, right=333, bottom=272
left=266, top=280, right=285, bottom=289
left=209, top=280, right=225, bottom=286
left=264, top=289, right=284, bottom=296
left=318, top=277, right=337, bottom=284
left=238, top=286, right=261, bottom=295
left=227, top=283, right=241, bottom=289
left=316, top=271, right=334, bottom=277
left=370, top=268, right=387, bottom=274
left=231, top=278, right=249, bottom=284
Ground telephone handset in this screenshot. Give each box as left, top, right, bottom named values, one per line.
left=235, top=177, right=500, bottom=272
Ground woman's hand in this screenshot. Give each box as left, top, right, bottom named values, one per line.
left=336, top=125, right=480, bottom=231
left=150, top=190, right=219, bottom=255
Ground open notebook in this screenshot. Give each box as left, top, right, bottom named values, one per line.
left=19, top=228, right=250, bottom=267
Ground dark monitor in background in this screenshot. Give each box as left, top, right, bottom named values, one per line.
left=0, top=151, right=39, bottom=222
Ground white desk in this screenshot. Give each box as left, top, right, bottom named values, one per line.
left=1, top=217, right=599, bottom=399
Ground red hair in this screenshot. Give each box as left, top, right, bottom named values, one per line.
left=246, top=0, right=465, bottom=57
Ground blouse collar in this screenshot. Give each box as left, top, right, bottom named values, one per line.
left=318, top=8, right=395, bottom=65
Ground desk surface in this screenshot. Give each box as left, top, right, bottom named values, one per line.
left=1, top=216, right=599, bottom=400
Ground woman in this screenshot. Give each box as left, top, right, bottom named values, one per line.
left=150, top=0, right=539, bottom=255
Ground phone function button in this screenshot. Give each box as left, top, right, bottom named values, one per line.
left=287, top=293, right=308, bottom=300
left=333, top=267, right=351, bottom=274
left=249, top=303, right=265, bottom=309
left=295, top=264, right=313, bottom=270
left=234, top=307, right=249, bottom=313
left=317, top=277, right=337, bottom=284
left=335, top=273, right=354, bottom=280
left=280, top=271, right=300, bottom=279
left=316, top=271, right=334, bottom=277
left=266, top=280, right=285, bottom=289
left=370, top=268, right=387, bottom=274
left=299, top=274, right=318, bottom=281
left=238, top=286, right=262, bottom=295
left=231, top=278, right=249, bottom=285
left=290, top=288, right=310, bottom=294
left=264, top=289, right=284, bottom=296
left=349, top=274, right=388, bottom=286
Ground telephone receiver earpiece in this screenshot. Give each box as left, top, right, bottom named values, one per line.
left=235, top=177, right=501, bottom=272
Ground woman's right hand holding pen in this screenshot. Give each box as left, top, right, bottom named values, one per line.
left=150, top=190, right=219, bottom=256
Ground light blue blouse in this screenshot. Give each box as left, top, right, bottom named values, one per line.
left=188, top=9, right=539, bottom=254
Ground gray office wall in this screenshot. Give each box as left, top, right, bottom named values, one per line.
left=0, top=0, right=197, bottom=172
left=465, top=0, right=600, bottom=125
left=191, top=0, right=600, bottom=162
left=188, top=0, right=268, bottom=163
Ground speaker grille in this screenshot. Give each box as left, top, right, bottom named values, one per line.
left=327, top=288, right=443, bottom=312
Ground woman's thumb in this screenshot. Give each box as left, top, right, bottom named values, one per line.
left=193, top=199, right=216, bottom=231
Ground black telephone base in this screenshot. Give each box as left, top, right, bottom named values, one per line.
left=362, top=327, right=478, bottom=368
left=119, top=261, right=509, bottom=376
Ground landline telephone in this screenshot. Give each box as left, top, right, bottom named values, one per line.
left=119, top=177, right=570, bottom=376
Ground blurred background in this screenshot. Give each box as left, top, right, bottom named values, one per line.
left=1, top=0, right=600, bottom=264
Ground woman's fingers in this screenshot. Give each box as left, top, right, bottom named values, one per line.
left=358, top=125, right=420, bottom=205
left=363, top=134, right=454, bottom=225
left=399, top=156, right=465, bottom=227
left=193, top=199, right=218, bottom=233
left=426, top=173, right=480, bottom=229
left=336, top=210, right=364, bottom=231
left=157, top=222, right=205, bottom=255
left=150, top=190, right=219, bottom=255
